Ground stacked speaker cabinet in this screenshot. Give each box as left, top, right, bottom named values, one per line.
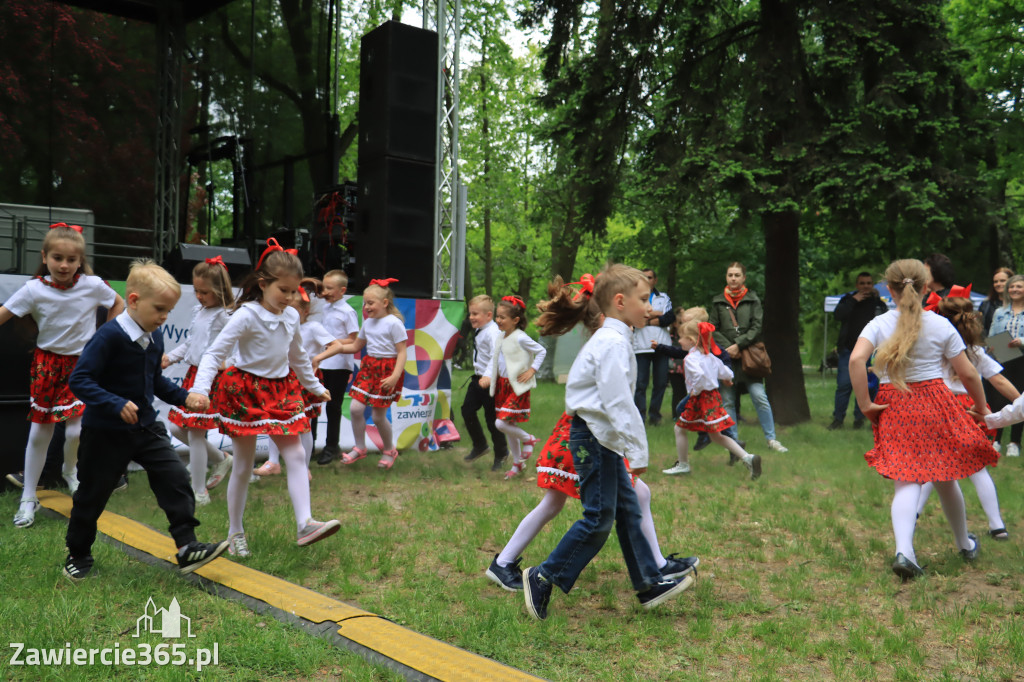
left=356, top=21, right=438, bottom=299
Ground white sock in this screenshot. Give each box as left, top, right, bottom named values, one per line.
left=635, top=478, right=666, bottom=567
left=22, top=422, right=55, bottom=502
left=710, top=431, right=748, bottom=459
left=227, top=437, right=256, bottom=537
left=933, top=480, right=973, bottom=551
left=300, top=431, right=314, bottom=468
left=63, top=418, right=81, bottom=478
left=497, top=491, right=566, bottom=566
left=188, top=429, right=210, bottom=494
left=891, top=481, right=921, bottom=564
left=673, top=425, right=689, bottom=467
left=266, top=439, right=281, bottom=466
left=968, top=468, right=1004, bottom=531
left=916, top=482, right=934, bottom=517
left=350, top=401, right=367, bottom=450
left=275, top=436, right=312, bottom=532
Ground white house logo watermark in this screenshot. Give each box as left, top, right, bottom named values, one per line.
left=9, top=597, right=219, bottom=671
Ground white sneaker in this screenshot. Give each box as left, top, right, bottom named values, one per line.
left=228, top=532, right=251, bottom=558
left=194, top=490, right=211, bottom=506
left=62, top=470, right=79, bottom=496
left=297, top=519, right=341, bottom=547
left=206, top=454, right=233, bottom=489
left=767, top=439, right=788, bottom=453
left=1007, top=443, right=1020, bottom=458
left=662, top=462, right=692, bottom=475
left=993, top=442, right=1002, bottom=453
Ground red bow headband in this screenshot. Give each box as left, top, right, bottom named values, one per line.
left=697, top=322, right=721, bottom=355
left=205, top=255, right=228, bottom=270
left=369, top=277, right=399, bottom=288
left=924, top=284, right=973, bottom=312
left=502, top=295, right=526, bottom=309
left=256, top=238, right=298, bottom=270
left=49, top=222, right=83, bottom=234
left=299, top=287, right=310, bottom=303
left=569, top=274, right=595, bottom=302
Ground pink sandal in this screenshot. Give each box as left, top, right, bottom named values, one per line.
left=504, top=461, right=524, bottom=480
left=253, top=461, right=281, bottom=476
left=340, top=447, right=367, bottom=464
left=378, top=449, right=399, bottom=470
left=521, top=436, right=539, bottom=460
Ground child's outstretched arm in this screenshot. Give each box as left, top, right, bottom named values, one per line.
left=949, top=351, right=988, bottom=417
left=106, top=294, right=126, bottom=321
left=988, top=373, right=1021, bottom=403
left=314, top=336, right=365, bottom=365
left=381, top=341, right=407, bottom=393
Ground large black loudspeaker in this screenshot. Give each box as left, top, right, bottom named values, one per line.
left=166, top=243, right=252, bottom=285
left=357, top=21, right=438, bottom=299
left=0, top=317, right=35, bottom=480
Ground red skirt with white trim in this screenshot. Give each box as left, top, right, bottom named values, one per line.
left=167, top=365, right=221, bottom=430
left=865, top=379, right=999, bottom=482
left=349, top=356, right=403, bottom=407
left=676, top=389, right=735, bottom=433
left=29, top=348, right=84, bottom=424
left=211, top=366, right=309, bottom=437
left=495, top=377, right=530, bottom=423
left=536, top=412, right=579, bottom=498
left=300, top=368, right=326, bottom=418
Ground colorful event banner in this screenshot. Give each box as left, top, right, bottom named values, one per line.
left=0, top=275, right=465, bottom=454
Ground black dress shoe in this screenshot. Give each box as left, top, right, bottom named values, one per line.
left=960, top=533, right=979, bottom=562
left=491, top=454, right=509, bottom=472
left=827, top=419, right=844, bottom=431
left=853, top=420, right=865, bottom=430
left=892, top=553, right=924, bottom=580
left=694, top=433, right=712, bottom=451
left=316, top=446, right=337, bottom=466
left=464, top=445, right=490, bottom=462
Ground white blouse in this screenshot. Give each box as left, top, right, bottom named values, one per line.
left=165, top=305, right=229, bottom=367
left=357, top=315, right=407, bottom=357
left=3, top=275, right=118, bottom=355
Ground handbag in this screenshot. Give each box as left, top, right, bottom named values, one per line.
left=727, top=306, right=772, bottom=378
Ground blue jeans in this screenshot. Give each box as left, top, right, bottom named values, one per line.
left=721, top=379, right=776, bottom=443
left=634, top=352, right=669, bottom=421
left=833, top=347, right=866, bottom=423
left=538, top=419, right=663, bottom=594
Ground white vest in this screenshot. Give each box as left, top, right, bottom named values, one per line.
left=489, top=329, right=537, bottom=397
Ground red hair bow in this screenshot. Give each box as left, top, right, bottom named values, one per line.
left=205, top=255, right=228, bottom=270
left=502, top=295, right=525, bottom=309
left=570, top=274, right=595, bottom=301
left=299, top=287, right=310, bottom=303
left=947, top=284, right=972, bottom=299
left=369, top=277, right=399, bottom=288
left=256, top=237, right=298, bottom=270
left=49, top=222, right=83, bottom=234
left=923, top=291, right=942, bottom=313
left=697, top=322, right=721, bottom=355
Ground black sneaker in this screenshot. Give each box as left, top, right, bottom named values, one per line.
left=523, top=566, right=552, bottom=620
left=648, top=414, right=663, bottom=427
left=960, top=533, right=979, bottom=562
left=637, top=575, right=695, bottom=609
left=316, top=446, right=337, bottom=466
left=113, top=475, right=129, bottom=493
left=6, top=472, right=25, bottom=488
left=464, top=445, right=490, bottom=462
left=490, top=454, right=509, bottom=472
left=486, top=555, right=523, bottom=591
left=178, top=540, right=229, bottom=574
left=892, top=553, right=924, bottom=580
left=693, top=433, right=712, bottom=451
left=64, top=554, right=95, bottom=582
left=728, top=452, right=739, bottom=466
left=827, top=418, right=844, bottom=431
left=661, top=554, right=700, bottom=580
left=853, top=420, right=865, bottom=430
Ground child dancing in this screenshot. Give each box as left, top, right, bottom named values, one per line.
left=189, top=240, right=339, bottom=557
left=523, top=264, right=696, bottom=620
left=163, top=256, right=234, bottom=503
left=0, top=223, right=124, bottom=528
left=850, top=259, right=998, bottom=580
left=314, top=269, right=359, bottom=464
left=314, top=277, right=408, bottom=469
left=662, top=320, right=762, bottom=479
left=484, top=296, right=546, bottom=479
left=65, top=261, right=227, bottom=580
left=461, top=294, right=510, bottom=470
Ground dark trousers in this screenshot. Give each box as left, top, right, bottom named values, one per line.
left=669, top=374, right=686, bottom=420
left=321, top=368, right=353, bottom=452
left=634, top=352, right=669, bottom=422
left=460, top=376, right=508, bottom=455
left=66, top=422, right=199, bottom=558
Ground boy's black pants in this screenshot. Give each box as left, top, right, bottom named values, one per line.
left=460, top=376, right=508, bottom=456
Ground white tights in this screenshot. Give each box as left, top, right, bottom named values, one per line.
left=22, top=419, right=80, bottom=503
left=674, top=425, right=749, bottom=466
left=495, top=419, right=532, bottom=463
left=227, top=434, right=312, bottom=536
left=169, top=424, right=225, bottom=494
left=495, top=479, right=667, bottom=569
left=266, top=431, right=314, bottom=468
left=350, top=401, right=393, bottom=451
left=892, top=480, right=972, bottom=565
left=916, top=469, right=1004, bottom=532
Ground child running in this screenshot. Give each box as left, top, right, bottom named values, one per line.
left=314, top=269, right=359, bottom=465
left=461, top=294, right=510, bottom=470
left=850, top=259, right=997, bottom=580
left=255, top=278, right=335, bottom=479
left=916, top=295, right=1017, bottom=540
left=0, top=223, right=124, bottom=528
left=486, top=275, right=698, bottom=591
left=188, top=239, right=339, bottom=558
left=484, top=296, right=546, bottom=480
left=64, top=261, right=227, bottom=580
left=662, top=320, right=762, bottom=479
left=314, top=277, right=408, bottom=470
left=163, top=256, right=235, bottom=504
left=523, top=264, right=696, bottom=620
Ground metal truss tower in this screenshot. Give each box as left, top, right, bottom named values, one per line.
left=423, top=0, right=464, bottom=300
left=153, top=3, right=185, bottom=266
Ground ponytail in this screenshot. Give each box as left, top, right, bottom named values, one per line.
left=874, top=259, right=927, bottom=392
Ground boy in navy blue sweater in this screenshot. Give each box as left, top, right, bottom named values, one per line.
left=64, top=261, right=227, bottom=581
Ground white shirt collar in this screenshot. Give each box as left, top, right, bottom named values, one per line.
left=115, top=311, right=151, bottom=347
left=243, top=301, right=297, bottom=330
left=602, top=317, right=632, bottom=338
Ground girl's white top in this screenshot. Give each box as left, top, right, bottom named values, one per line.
left=357, top=314, right=407, bottom=357
left=858, top=310, right=965, bottom=384
left=943, top=345, right=1002, bottom=395
left=319, top=298, right=360, bottom=370
left=165, top=305, right=229, bottom=367
left=684, top=347, right=735, bottom=394
left=191, top=302, right=325, bottom=396
left=564, top=317, right=647, bottom=468
left=489, top=329, right=546, bottom=395
left=3, top=275, right=117, bottom=355
left=300, top=320, right=336, bottom=360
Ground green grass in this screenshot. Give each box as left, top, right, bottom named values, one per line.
left=4, top=370, right=1024, bottom=680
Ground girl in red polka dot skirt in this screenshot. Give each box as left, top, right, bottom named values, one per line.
left=850, top=259, right=997, bottom=580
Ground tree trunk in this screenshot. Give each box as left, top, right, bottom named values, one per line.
left=762, top=208, right=810, bottom=424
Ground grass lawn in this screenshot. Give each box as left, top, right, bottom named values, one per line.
left=3, top=369, right=1024, bottom=680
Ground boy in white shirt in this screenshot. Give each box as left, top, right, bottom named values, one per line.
left=460, top=295, right=510, bottom=470
left=522, top=265, right=697, bottom=620
left=315, top=270, right=360, bottom=465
